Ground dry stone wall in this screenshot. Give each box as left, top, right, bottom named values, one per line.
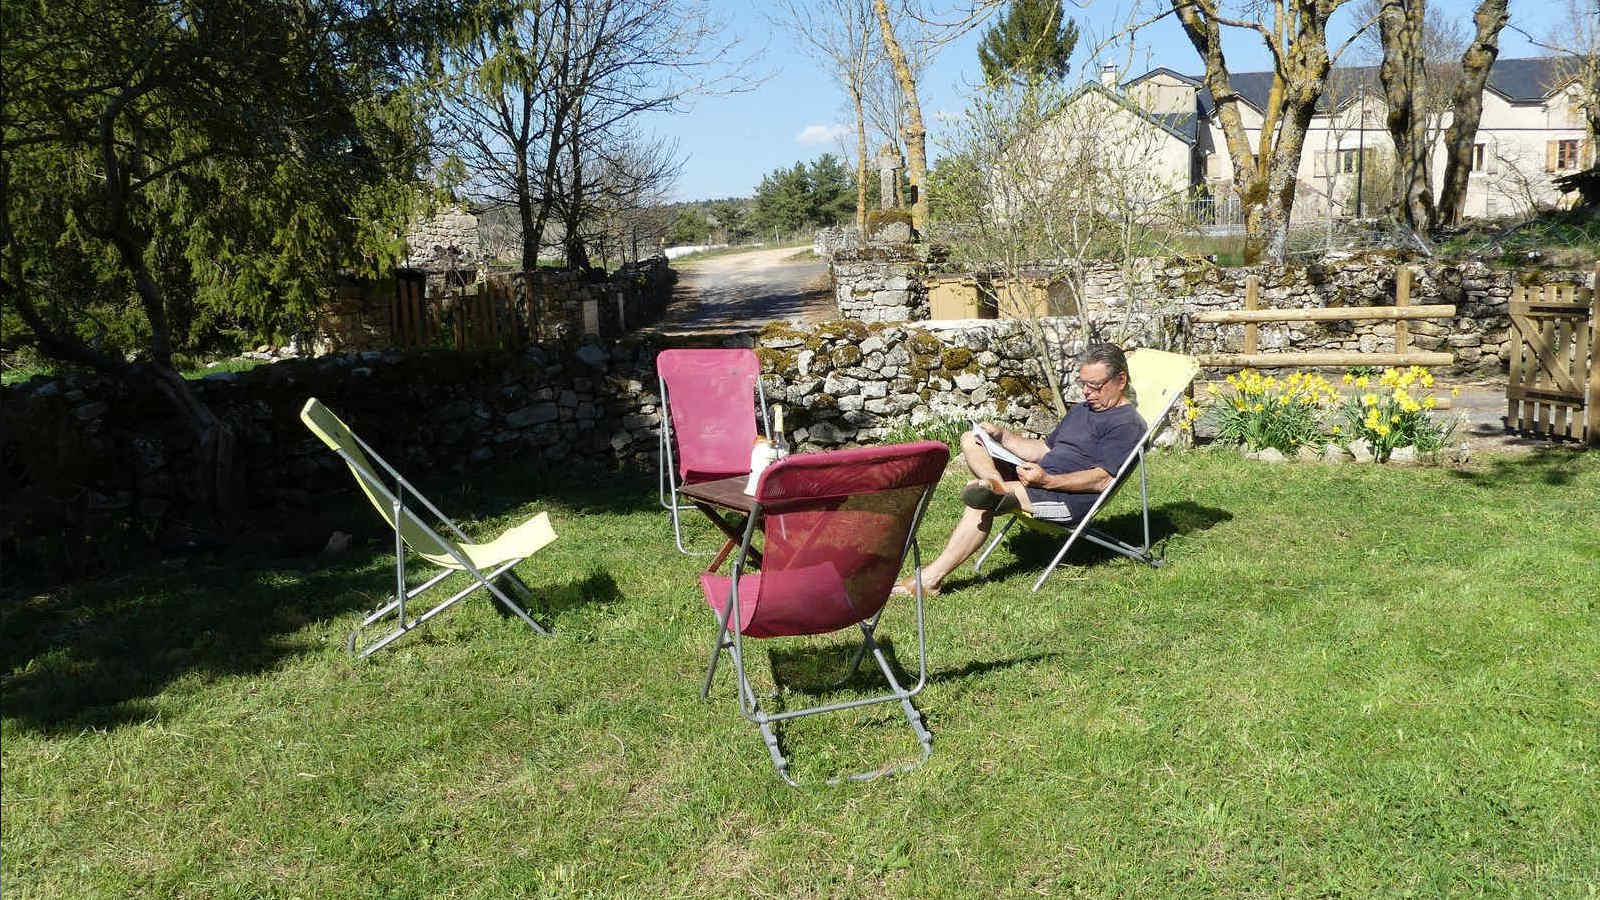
left=829, top=245, right=933, bottom=323
left=828, top=251, right=1589, bottom=376
left=3, top=316, right=1107, bottom=567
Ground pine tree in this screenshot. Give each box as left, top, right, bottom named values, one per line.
left=977, top=0, right=1079, bottom=87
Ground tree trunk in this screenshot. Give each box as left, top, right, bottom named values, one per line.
left=517, top=156, right=541, bottom=272
left=1437, top=0, right=1509, bottom=227
left=1171, top=0, right=1267, bottom=261
left=1378, top=0, right=1436, bottom=232
left=852, top=86, right=868, bottom=238
left=563, top=106, right=589, bottom=270
left=1260, top=95, right=1321, bottom=262
left=872, top=0, right=927, bottom=232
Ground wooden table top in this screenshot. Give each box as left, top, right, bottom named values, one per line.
left=679, top=476, right=756, bottom=513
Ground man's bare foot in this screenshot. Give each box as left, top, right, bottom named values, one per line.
left=891, top=576, right=940, bottom=597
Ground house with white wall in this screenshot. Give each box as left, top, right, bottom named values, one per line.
left=1112, top=57, right=1589, bottom=224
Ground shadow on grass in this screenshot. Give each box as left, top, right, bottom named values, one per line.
left=1447, top=447, right=1592, bottom=489
left=767, top=636, right=1057, bottom=699
left=1, top=544, right=618, bottom=737
left=947, top=499, right=1233, bottom=588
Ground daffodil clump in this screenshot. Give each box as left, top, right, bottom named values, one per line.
left=1196, top=369, right=1340, bottom=452
left=1335, top=366, right=1458, bottom=460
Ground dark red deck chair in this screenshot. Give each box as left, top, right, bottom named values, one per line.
left=698, top=441, right=949, bottom=785
left=657, top=348, right=769, bottom=554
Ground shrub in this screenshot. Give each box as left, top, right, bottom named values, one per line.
left=1334, top=366, right=1458, bottom=461
left=1201, top=369, right=1339, bottom=452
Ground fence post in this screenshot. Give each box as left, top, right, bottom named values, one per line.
left=1244, top=274, right=1259, bottom=355
left=1589, top=265, right=1600, bottom=446
left=1395, top=265, right=1411, bottom=356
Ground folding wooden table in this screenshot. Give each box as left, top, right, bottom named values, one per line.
left=678, top=476, right=763, bottom=572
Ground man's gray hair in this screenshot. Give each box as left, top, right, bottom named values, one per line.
left=1077, top=342, right=1129, bottom=380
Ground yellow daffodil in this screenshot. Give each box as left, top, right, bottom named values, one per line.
left=1450, top=387, right=1461, bottom=397
left=1342, top=373, right=1354, bottom=385
left=1355, top=375, right=1369, bottom=388
left=1422, top=396, right=1437, bottom=409
left=1361, top=392, right=1379, bottom=407
left=1376, top=424, right=1391, bottom=437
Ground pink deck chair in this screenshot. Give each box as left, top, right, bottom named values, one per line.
left=657, top=348, right=769, bottom=553
left=698, top=441, right=949, bottom=785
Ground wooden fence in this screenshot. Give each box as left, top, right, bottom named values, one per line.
left=1192, top=268, right=1455, bottom=369
left=1507, top=268, right=1600, bottom=446
left=389, top=272, right=513, bottom=352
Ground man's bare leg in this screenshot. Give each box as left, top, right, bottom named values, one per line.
left=916, top=481, right=1033, bottom=592
left=959, top=432, right=1006, bottom=486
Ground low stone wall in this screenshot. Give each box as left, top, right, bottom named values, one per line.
left=828, top=250, right=1590, bottom=375
left=1, top=316, right=1099, bottom=566
left=1, top=341, right=667, bottom=565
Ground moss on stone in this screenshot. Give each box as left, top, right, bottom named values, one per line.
left=759, top=322, right=809, bottom=343
left=940, top=347, right=974, bottom=372
left=807, top=393, right=837, bottom=410
left=755, top=347, right=798, bottom=373
left=832, top=345, right=863, bottom=368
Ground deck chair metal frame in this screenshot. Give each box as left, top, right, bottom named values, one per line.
left=300, top=399, right=555, bottom=659
left=699, top=443, right=946, bottom=786
left=657, top=349, right=769, bottom=555
left=974, top=349, right=1200, bottom=592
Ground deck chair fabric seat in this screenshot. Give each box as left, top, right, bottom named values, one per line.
left=698, top=441, right=948, bottom=785
left=300, top=398, right=556, bottom=658
left=975, top=349, right=1201, bottom=591
left=657, top=349, right=769, bottom=554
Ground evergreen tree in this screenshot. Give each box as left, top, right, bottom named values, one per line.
left=749, top=154, right=857, bottom=235
left=977, top=0, right=1079, bottom=87
left=807, top=154, right=856, bottom=225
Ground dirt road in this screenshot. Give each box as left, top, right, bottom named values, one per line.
left=646, top=246, right=835, bottom=339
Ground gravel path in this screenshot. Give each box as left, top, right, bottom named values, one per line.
left=645, top=246, right=836, bottom=340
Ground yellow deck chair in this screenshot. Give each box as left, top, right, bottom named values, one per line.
left=300, top=398, right=557, bottom=658
left=974, top=348, right=1201, bottom=591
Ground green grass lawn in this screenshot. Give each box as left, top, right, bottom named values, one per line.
left=4, top=449, right=1598, bottom=896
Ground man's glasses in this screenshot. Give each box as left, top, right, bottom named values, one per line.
left=1076, top=375, right=1118, bottom=392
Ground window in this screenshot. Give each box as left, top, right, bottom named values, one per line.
left=1338, top=148, right=1374, bottom=173
left=1472, top=143, right=1486, bottom=172
left=1558, top=139, right=1580, bottom=170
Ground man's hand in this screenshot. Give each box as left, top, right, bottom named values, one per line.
left=1015, top=462, right=1048, bottom=487
left=978, top=421, right=1006, bottom=439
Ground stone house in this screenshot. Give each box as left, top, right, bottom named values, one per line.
left=1085, top=56, right=1590, bottom=223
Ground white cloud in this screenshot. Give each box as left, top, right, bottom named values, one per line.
left=795, top=123, right=850, bottom=146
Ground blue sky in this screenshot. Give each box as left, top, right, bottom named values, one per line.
left=654, top=0, right=1547, bottom=202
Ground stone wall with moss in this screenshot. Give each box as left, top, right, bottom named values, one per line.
left=2, top=316, right=1113, bottom=567
left=755, top=318, right=1118, bottom=448
left=830, top=250, right=1590, bottom=375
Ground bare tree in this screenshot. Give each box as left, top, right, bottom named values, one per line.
left=1436, top=0, right=1511, bottom=226
left=776, top=0, right=880, bottom=238
left=436, top=0, right=748, bottom=270
left=1169, top=0, right=1366, bottom=262
left=937, top=72, right=1190, bottom=413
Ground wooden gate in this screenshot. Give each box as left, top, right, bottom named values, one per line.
left=391, top=270, right=429, bottom=348
left=1507, top=271, right=1600, bottom=446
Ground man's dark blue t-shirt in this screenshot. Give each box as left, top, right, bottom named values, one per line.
left=1027, top=400, right=1145, bottom=521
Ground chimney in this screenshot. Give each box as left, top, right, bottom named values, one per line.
left=1100, top=64, right=1117, bottom=90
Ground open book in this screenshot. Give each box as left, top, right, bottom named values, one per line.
left=969, top=422, right=1025, bottom=467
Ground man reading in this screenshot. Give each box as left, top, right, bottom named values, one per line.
left=897, top=343, right=1145, bottom=595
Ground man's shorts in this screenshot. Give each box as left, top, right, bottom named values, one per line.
left=1024, top=487, right=1075, bottom=522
